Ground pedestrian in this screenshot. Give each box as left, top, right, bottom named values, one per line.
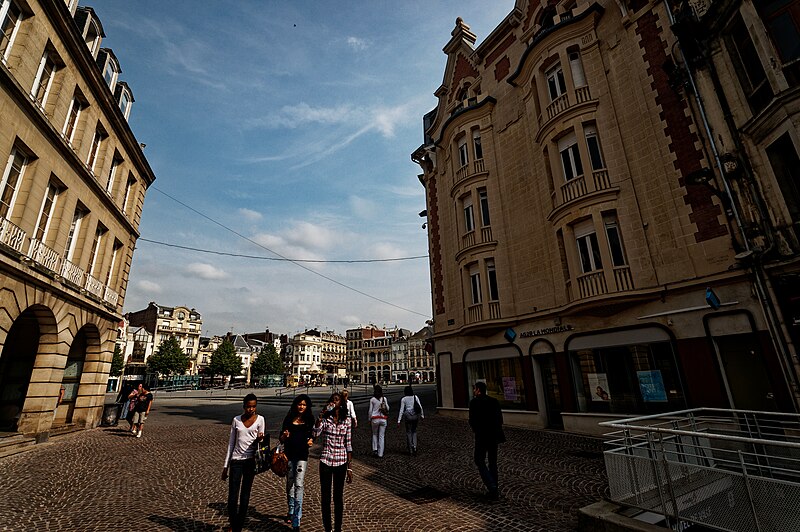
left=368, top=385, right=389, bottom=458
left=312, top=392, right=353, bottom=532
left=280, top=394, right=315, bottom=532
left=469, top=381, right=505, bottom=501
left=222, top=393, right=265, bottom=532
left=341, top=388, right=357, bottom=429
left=397, top=385, right=424, bottom=456
left=115, top=382, right=133, bottom=427
left=125, top=383, right=142, bottom=432
left=131, top=382, right=153, bottom=438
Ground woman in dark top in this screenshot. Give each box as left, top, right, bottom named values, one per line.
left=279, top=394, right=315, bottom=532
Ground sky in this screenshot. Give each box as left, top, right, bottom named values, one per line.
left=97, top=1, right=514, bottom=338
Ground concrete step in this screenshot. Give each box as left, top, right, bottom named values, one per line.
left=0, top=432, right=37, bottom=459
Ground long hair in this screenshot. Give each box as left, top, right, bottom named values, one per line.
left=326, top=392, right=348, bottom=423
left=285, top=393, right=314, bottom=425
left=373, top=385, right=383, bottom=399
left=404, top=385, right=413, bottom=396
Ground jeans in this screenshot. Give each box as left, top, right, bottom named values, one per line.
left=286, top=459, right=307, bottom=527
left=228, top=458, right=255, bottom=531
left=404, top=418, right=419, bottom=452
left=319, top=462, right=347, bottom=532
left=474, top=438, right=498, bottom=493
left=371, top=418, right=387, bottom=457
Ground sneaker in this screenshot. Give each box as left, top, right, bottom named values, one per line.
left=136, top=431, right=142, bottom=438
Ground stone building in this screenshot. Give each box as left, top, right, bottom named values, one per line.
left=345, top=325, right=386, bottom=384
left=408, top=326, right=435, bottom=383
left=319, top=330, right=346, bottom=382
left=126, top=302, right=202, bottom=373
left=412, top=0, right=799, bottom=434
left=0, top=0, right=154, bottom=437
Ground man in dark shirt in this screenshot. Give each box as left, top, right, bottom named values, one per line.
left=468, top=381, right=505, bottom=500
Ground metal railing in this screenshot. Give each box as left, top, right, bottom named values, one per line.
left=600, top=408, right=800, bottom=532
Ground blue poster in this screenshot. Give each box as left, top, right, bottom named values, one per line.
left=637, top=370, right=667, bottom=402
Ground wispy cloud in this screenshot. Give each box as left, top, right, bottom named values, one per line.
left=186, top=263, right=229, bottom=280
left=137, top=280, right=162, bottom=294
left=346, top=36, right=369, bottom=51
left=238, top=208, right=263, bottom=221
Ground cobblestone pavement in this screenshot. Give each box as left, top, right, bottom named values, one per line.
left=0, top=393, right=609, bottom=531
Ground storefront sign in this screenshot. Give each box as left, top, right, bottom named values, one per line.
left=637, top=370, right=667, bottom=402
left=519, top=324, right=574, bottom=338
left=588, top=373, right=611, bottom=401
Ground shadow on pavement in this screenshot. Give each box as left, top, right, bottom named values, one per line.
left=147, top=514, right=218, bottom=531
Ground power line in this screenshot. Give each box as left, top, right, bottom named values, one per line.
left=138, top=237, right=428, bottom=263
left=149, top=186, right=431, bottom=318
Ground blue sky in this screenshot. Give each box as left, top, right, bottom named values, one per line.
left=98, top=1, right=513, bottom=337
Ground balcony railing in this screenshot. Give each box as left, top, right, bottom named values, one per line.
left=455, top=163, right=469, bottom=183
left=0, top=217, right=26, bottom=252
left=104, top=285, right=119, bottom=306
left=561, top=175, right=587, bottom=203
left=546, top=93, right=570, bottom=121
left=577, top=270, right=608, bottom=298
left=481, top=226, right=493, bottom=243
left=473, top=158, right=485, bottom=174
left=613, top=265, right=634, bottom=292
left=462, top=230, right=476, bottom=250
left=454, top=158, right=488, bottom=188
left=61, top=259, right=85, bottom=286
left=488, top=301, right=501, bottom=319
left=575, top=85, right=592, bottom=104
left=592, top=168, right=611, bottom=191
left=28, top=238, right=61, bottom=272
left=85, top=273, right=104, bottom=298
left=467, top=303, right=483, bottom=324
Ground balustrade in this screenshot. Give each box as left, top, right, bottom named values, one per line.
left=61, top=259, right=85, bottom=286
left=28, top=238, right=61, bottom=272
left=546, top=93, right=570, bottom=121
left=0, top=217, right=26, bottom=252
left=462, top=230, right=476, bottom=250
left=455, top=164, right=469, bottom=183
left=488, top=301, right=501, bottom=319
left=592, top=168, right=611, bottom=191
left=104, top=285, right=119, bottom=306
left=481, top=226, right=493, bottom=243
left=575, top=85, right=592, bottom=104
left=577, top=270, right=608, bottom=299
left=467, top=303, right=483, bottom=324
left=473, top=158, right=485, bottom=174
left=561, top=175, right=587, bottom=203
left=85, top=273, right=104, bottom=298
left=613, top=265, right=634, bottom=292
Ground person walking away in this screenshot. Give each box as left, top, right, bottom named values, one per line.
left=397, top=385, right=424, bottom=456
left=222, top=393, right=265, bottom=532
left=280, top=394, right=314, bottom=532
left=469, top=381, right=505, bottom=501
left=313, top=392, right=353, bottom=532
left=131, top=383, right=153, bottom=438
left=341, top=389, right=357, bottom=429
left=368, top=385, right=389, bottom=458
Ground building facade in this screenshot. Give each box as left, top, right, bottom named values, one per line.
left=113, top=316, right=154, bottom=388
left=345, top=325, right=385, bottom=384
left=412, top=0, right=799, bottom=434
left=319, top=330, right=346, bottom=381
left=408, top=326, right=435, bottom=383
left=0, top=0, right=154, bottom=436
left=126, top=302, right=202, bottom=373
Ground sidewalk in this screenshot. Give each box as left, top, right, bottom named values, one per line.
left=0, top=395, right=608, bottom=531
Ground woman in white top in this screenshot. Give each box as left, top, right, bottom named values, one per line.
left=222, top=393, right=265, bottom=532
left=341, top=388, right=357, bottom=429
left=368, top=385, right=389, bottom=458
left=397, top=386, right=424, bottom=456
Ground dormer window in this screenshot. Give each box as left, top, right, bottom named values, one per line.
left=96, top=48, right=120, bottom=93
left=103, top=61, right=116, bottom=88
left=115, top=81, right=134, bottom=120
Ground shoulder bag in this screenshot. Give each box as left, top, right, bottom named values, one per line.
left=271, top=442, right=288, bottom=477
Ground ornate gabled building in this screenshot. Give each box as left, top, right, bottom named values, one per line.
left=0, top=0, right=154, bottom=437
left=412, top=0, right=799, bottom=434
left=127, top=302, right=203, bottom=373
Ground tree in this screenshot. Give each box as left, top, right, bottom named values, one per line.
left=251, top=343, right=283, bottom=378
left=209, top=339, right=243, bottom=378
left=110, top=344, right=125, bottom=377
left=147, top=336, right=190, bottom=376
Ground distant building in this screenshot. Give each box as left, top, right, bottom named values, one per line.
left=224, top=333, right=253, bottom=382
left=0, top=0, right=154, bottom=436
left=408, top=326, right=434, bottom=383
left=114, top=316, right=154, bottom=386
left=320, top=330, right=346, bottom=381
left=346, top=325, right=386, bottom=384
left=126, top=302, right=202, bottom=373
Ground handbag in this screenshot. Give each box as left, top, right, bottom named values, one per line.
left=271, top=443, right=288, bottom=477
left=378, top=398, right=389, bottom=416
left=254, top=434, right=272, bottom=475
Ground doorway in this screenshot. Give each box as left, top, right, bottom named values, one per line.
left=714, top=334, right=778, bottom=411
left=0, top=311, right=39, bottom=431
left=539, top=354, right=564, bottom=429
left=58, top=328, right=88, bottom=425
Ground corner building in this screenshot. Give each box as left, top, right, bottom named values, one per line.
left=412, top=0, right=797, bottom=434
left=0, top=0, right=153, bottom=437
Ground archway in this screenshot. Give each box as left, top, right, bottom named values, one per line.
left=57, top=325, right=101, bottom=426
left=0, top=310, right=40, bottom=431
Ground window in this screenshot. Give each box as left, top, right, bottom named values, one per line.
left=63, top=97, right=85, bottom=145
left=64, top=205, right=86, bottom=261
left=727, top=14, right=772, bottom=112
left=766, top=132, right=800, bottom=221
left=473, top=130, right=483, bottom=160
left=122, top=174, right=136, bottom=213
left=575, top=219, right=603, bottom=273
left=0, top=0, right=22, bottom=61
left=105, top=239, right=122, bottom=286
left=466, top=347, right=528, bottom=410
left=558, top=133, right=583, bottom=180
left=106, top=154, right=121, bottom=192
left=569, top=51, right=587, bottom=87
left=478, top=188, right=491, bottom=226
left=102, top=60, right=117, bottom=90
left=119, top=89, right=131, bottom=117
left=87, top=224, right=106, bottom=276
left=469, top=264, right=482, bottom=305
left=87, top=127, right=105, bottom=173
left=84, top=20, right=100, bottom=56
left=604, top=214, right=626, bottom=267
left=584, top=125, right=605, bottom=171
left=0, top=147, right=27, bottom=219
left=463, top=195, right=475, bottom=232
left=760, top=0, right=800, bottom=63
left=487, top=260, right=499, bottom=301
left=32, top=51, right=57, bottom=108
left=34, top=180, right=60, bottom=242
left=546, top=64, right=567, bottom=101
left=458, top=138, right=469, bottom=168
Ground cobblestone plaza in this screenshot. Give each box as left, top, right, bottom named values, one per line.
left=0, top=390, right=608, bottom=531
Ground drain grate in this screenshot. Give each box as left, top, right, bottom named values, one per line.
left=400, top=486, right=449, bottom=505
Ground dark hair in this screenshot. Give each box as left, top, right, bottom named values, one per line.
left=474, top=381, right=487, bottom=395
left=243, top=393, right=258, bottom=405
left=141, top=382, right=150, bottom=392
left=404, top=385, right=414, bottom=396
left=326, top=392, right=348, bottom=423
left=373, top=385, right=383, bottom=399
left=285, top=394, right=314, bottom=425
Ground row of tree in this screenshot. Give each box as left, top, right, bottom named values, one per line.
left=111, top=336, right=284, bottom=379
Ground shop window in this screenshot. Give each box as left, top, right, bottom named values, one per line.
left=574, top=219, right=602, bottom=273
left=0, top=0, right=23, bottom=62
left=572, top=341, right=686, bottom=415
left=766, top=132, right=800, bottom=221
left=0, top=146, right=28, bottom=219
left=473, top=129, right=483, bottom=160
left=478, top=188, right=491, bottom=227
left=603, top=213, right=627, bottom=267
left=759, top=0, right=800, bottom=64
left=466, top=350, right=528, bottom=410
left=558, top=133, right=583, bottom=180
left=727, top=13, right=773, bottom=113
left=584, top=124, right=605, bottom=171
left=546, top=64, right=567, bottom=101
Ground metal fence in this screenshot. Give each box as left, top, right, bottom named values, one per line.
left=600, top=408, right=800, bottom=532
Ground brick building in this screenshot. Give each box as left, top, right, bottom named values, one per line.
left=0, top=0, right=154, bottom=437
left=412, top=0, right=799, bottom=434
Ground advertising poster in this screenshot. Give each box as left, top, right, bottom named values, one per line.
left=502, top=376, right=518, bottom=401
left=637, top=370, right=667, bottom=402
left=588, top=373, right=611, bottom=401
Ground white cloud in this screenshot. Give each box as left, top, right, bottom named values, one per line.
left=137, top=280, right=162, bottom=294
left=285, top=221, right=341, bottom=251
left=348, top=195, right=379, bottom=219
left=238, top=208, right=263, bottom=221
left=186, top=262, right=229, bottom=280
left=369, top=242, right=406, bottom=260
left=346, top=36, right=369, bottom=51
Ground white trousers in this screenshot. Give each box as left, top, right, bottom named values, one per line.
left=371, top=418, right=387, bottom=457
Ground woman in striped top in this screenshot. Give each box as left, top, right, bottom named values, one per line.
left=313, top=392, right=352, bottom=532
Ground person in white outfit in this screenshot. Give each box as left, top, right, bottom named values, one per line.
left=368, top=385, right=389, bottom=458
left=397, top=386, right=424, bottom=456
left=341, top=388, right=357, bottom=429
